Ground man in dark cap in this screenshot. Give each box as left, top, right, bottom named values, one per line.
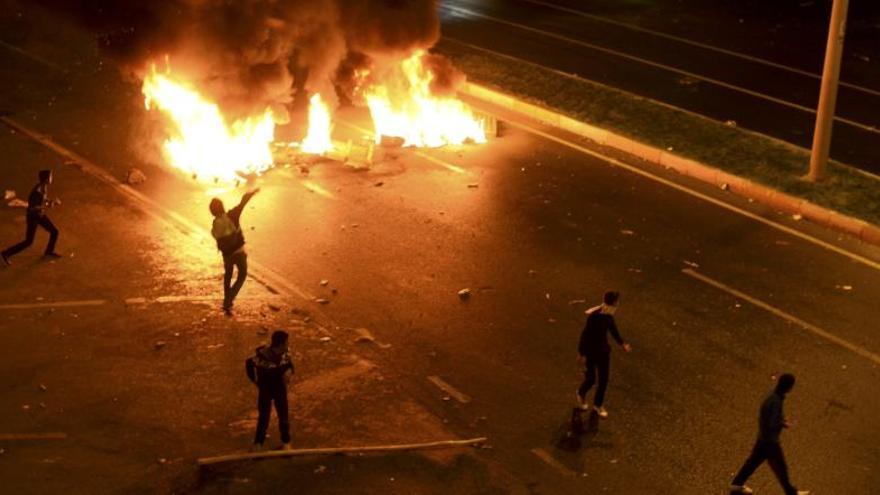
left=246, top=330, right=294, bottom=451
left=2, top=169, right=62, bottom=265
left=729, top=374, right=810, bottom=495
left=576, top=290, right=632, bottom=418
left=209, top=188, right=259, bottom=313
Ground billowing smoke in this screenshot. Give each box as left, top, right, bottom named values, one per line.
left=35, top=0, right=456, bottom=121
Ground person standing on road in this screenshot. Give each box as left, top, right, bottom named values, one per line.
left=2, top=169, right=62, bottom=266
left=576, top=290, right=631, bottom=418
left=246, top=330, right=294, bottom=451
left=209, top=188, right=259, bottom=314
left=729, top=374, right=810, bottom=495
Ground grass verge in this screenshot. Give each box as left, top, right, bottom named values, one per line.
left=435, top=39, right=879, bottom=226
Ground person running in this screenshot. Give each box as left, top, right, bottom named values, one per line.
left=2, top=169, right=62, bottom=265
left=209, top=188, right=259, bottom=313
left=246, top=330, right=294, bottom=451
left=576, top=290, right=631, bottom=418
left=729, top=374, right=810, bottom=495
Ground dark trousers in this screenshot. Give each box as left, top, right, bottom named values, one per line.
left=254, top=385, right=290, bottom=445
left=732, top=440, right=797, bottom=494
left=222, top=251, right=247, bottom=308
left=578, top=352, right=611, bottom=407
left=2, top=214, right=58, bottom=259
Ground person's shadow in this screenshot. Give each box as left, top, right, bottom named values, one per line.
left=555, top=407, right=599, bottom=452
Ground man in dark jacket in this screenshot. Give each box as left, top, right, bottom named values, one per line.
left=210, top=188, right=259, bottom=313
left=246, top=330, right=294, bottom=451
left=576, top=290, right=631, bottom=418
left=2, top=169, right=62, bottom=265
left=729, top=374, right=810, bottom=495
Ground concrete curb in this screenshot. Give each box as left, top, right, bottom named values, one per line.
left=462, top=83, right=880, bottom=247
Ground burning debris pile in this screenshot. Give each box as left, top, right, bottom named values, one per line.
left=40, top=0, right=488, bottom=183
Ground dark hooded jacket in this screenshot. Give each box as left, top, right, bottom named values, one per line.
left=245, top=345, right=294, bottom=389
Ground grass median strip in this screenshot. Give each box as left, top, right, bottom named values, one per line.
left=435, top=39, right=880, bottom=227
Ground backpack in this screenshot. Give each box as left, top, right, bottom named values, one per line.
left=212, top=214, right=245, bottom=255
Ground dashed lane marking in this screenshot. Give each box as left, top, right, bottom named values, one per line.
left=427, top=375, right=472, bottom=403
left=682, top=268, right=880, bottom=366
left=501, top=119, right=880, bottom=273
left=530, top=447, right=577, bottom=477
left=0, top=300, right=106, bottom=310
left=441, top=5, right=880, bottom=135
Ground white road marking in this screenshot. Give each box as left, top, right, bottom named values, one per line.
left=427, top=375, right=472, bottom=403
left=682, top=268, right=880, bottom=366
left=0, top=300, right=106, bottom=310
left=0, top=432, right=68, bottom=441
left=501, top=119, right=880, bottom=272
left=442, top=5, right=880, bottom=135
left=519, top=0, right=880, bottom=98
left=530, top=447, right=577, bottom=477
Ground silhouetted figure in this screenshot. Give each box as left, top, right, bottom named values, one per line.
left=729, top=374, right=810, bottom=495
left=246, top=330, right=294, bottom=451
left=2, top=170, right=61, bottom=266
left=576, top=290, right=631, bottom=418
left=209, top=188, right=259, bottom=313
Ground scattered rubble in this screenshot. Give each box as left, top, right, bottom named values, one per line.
left=725, top=120, right=737, bottom=127
left=319, top=279, right=329, bottom=286
left=7, top=198, right=27, bottom=208
left=319, top=336, right=331, bottom=343
left=683, top=260, right=700, bottom=268
left=720, top=183, right=729, bottom=191
left=267, top=303, right=281, bottom=312
left=125, top=168, right=147, bottom=185
left=315, top=298, right=330, bottom=305
left=3, top=190, right=14, bottom=200
left=620, top=229, right=635, bottom=235
left=457, top=288, right=471, bottom=300
left=792, top=214, right=803, bottom=221
left=154, top=341, right=167, bottom=349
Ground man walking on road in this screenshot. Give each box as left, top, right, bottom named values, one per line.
left=2, top=169, right=62, bottom=265
left=246, top=330, right=294, bottom=451
left=576, top=290, right=631, bottom=418
left=729, top=374, right=810, bottom=495
left=210, top=188, right=259, bottom=314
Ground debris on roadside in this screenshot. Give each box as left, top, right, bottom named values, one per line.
left=835, top=285, right=853, bottom=291
left=7, top=198, right=28, bottom=208
left=620, top=229, right=635, bottom=235
left=267, top=303, right=281, bottom=312
left=319, top=279, right=329, bottom=286
left=683, top=260, right=700, bottom=268
left=3, top=190, right=14, bottom=200
left=39, top=384, right=47, bottom=392
left=315, top=298, right=330, bottom=305
left=125, top=168, right=147, bottom=185
left=319, top=336, right=331, bottom=343
left=314, top=465, right=327, bottom=474
left=792, top=214, right=803, bottom=221
left=457, top=288, right=471, bottom=300
left=725, top=120, right=737, bottom=127
left=720, top=183, right=729, bottom=191
left=374, top=181, right=384, bottom=187
left=154, top=341, right=167, bottom=349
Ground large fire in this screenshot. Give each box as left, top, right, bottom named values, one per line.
left=142, top=67, right=276, bottom=183
left=142, top=52, right=486, bottom=183
left=364, top=51, right=487, bottom=148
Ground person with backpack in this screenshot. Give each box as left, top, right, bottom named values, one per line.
left=2, top=169, right=62, bottom=265
left=576, top=290, right=631, bottom=418
left=210, top=188, right=259, bottom=314
left=729, top=374, right=810, bottom=495
left=246, top=330, right=294, bottom=451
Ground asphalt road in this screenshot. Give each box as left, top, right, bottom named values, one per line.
left=2, top=3, right=880, bottom=494
left=440, top=0, right=880, bottom=175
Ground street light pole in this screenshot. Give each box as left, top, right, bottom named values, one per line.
left=808, top=0, right=850, bottom=182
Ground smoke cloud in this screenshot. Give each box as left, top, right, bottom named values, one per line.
left=35, top=0, right=456, bottom=121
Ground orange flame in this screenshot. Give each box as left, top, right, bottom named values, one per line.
left=364, top=50, right=486, bottom=147
left=300, top=93, right=335, bottom=154
left=142, top=67, right=275, bottom=183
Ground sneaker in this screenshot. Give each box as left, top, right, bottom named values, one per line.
left=575, top=392, right=589, bottom=411
left=728, top=485, right=753, bottom=494
left=593, top=406, right=609, bottom=418
left=43, top=252, right=62, bottom=259
left=796, top=491, right=810, bottom=495
left=249, top=443, right=263, bottom=452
